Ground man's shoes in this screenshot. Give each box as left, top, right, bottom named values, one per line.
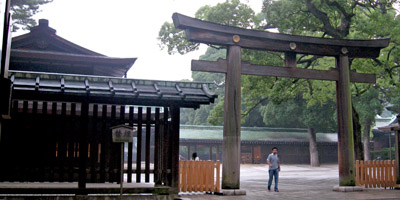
left=268, top=187, right=271, bottom=191
left=274, top=189, right=279, bottom=192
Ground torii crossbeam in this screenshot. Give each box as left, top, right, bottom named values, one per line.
left=172, top=13, right=390, bottom=191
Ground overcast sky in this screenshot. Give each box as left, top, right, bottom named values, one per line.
left=15, top=0, right=263, bottom=81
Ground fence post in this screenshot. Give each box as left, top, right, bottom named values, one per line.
left=179, top=160, right=222, bottom=193
left=379, top=160, right=382, bottom=188
left=392, top=160, right=396, bottom=187
left=360, top=160, right=364, bottom=186
left=355, top=160, right=360, bottom=186
left=216, top=160, right=221, bottom=193
left=354, top=160, right=400, bottom=189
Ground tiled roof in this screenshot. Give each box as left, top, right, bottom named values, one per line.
left=9, top=71, right=217, bottom=108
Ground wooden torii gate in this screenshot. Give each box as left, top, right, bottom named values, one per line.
left=172, top=13, right=390, bottom=189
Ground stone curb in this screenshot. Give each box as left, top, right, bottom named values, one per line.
left=219, top=189, right=247, bottom=195
left=332, top=185, right=364, bottom=192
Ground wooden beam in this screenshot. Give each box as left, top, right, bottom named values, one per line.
left=191, top=59, right=376, bottom=84
left=170, top=106, right=180, bottom=193
left=285, top=52, right=296, bottom=68
left=145, top=107, right=151, bottom=183
left=162, top=107, right=169, bottom=186
left=222, top=46, right=241, bottom=189
left=336, top=54, right=356, bottom=186
left=154, top=107, right=161, bottom=186
left=127, top=106, right=134, bottom=183
left=173, top=13, right=390, bottom=58
left=78, top=102, right=89, bottom=193
left=395, top=128, right=400, bottom=184
left=136, top=107, right=143, bottom=183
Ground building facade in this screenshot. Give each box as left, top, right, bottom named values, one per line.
left=179, top=125, right=338, bottom=164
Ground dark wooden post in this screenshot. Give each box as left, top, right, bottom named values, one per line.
left=127, top=106, right=134, bottom=183
left=145, top=107, right=151, bottom=182
left=161, top=107, right=169, bottom=186
left=209, top=146, right=213, bottom=160
left=216, top=145, right=220, bottom=161
left=336, top=52, right=356, bottom=186
left=154, top=107, right=161, bottom=185
left=187, top=145, right=191, bottom=161
left=394, top=125, right=400, bottom=184
left=78, top=102, right=89, bottom=192
left=136, top=107, right=143, bottom=183
left=222, top=45, right=242, bottom=189
left=170, top=106, right=180, bottom=193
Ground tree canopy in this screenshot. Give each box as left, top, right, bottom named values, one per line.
left=10, top=0, right=53, bottom=31
left=159, top=0, right=400, bottom=133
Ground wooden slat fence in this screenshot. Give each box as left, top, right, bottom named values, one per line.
left=179, top=160, right=220, bottom=193
left=0, top=100, right=168, bottom=185
left=355, top=160, right=396, bottom=189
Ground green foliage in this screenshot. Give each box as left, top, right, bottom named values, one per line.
left=158, top=0, right=259, bottom=55
left=353, top=87, right=383, bottom=125
left=179, top=47, right=226, bottom=125
left=371, top=147, right=395, bottom=160
left=259, top=0, right=400, bottom=130
left=260, top=96, right=337, bottom=132
left=10, top=0, right=53, bottom=32
left=207, top=98, right=224, bottom=125
left=161, top=0, right=400, bottom=130
left=194, top=0, right=259, bottom=28
left=158, top=22, right=199, bottom=55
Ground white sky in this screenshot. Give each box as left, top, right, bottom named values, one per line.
left=15, top=0, right=263, bottom=81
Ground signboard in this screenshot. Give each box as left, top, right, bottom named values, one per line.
left=111, top=125, right=136, bottom=143
left=110, top=124, right=137, bottom=195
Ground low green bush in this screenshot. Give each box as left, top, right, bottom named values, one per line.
left=371, top=147, right=395, bottom=160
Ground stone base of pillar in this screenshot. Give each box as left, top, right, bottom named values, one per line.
left=332, top=185, right=364, bottom=192
left=218, top=189, right=246, bottom=195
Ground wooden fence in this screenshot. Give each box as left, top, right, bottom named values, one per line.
left=355, top=160, right=396, bottom=188
left=0, top=100, right=168, bottom=185
left=179, top=160, right=221, bottom=193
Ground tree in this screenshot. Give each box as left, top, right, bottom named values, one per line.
left=179, top=47, right=225, bottom=125
left=10, top=0, right=53, bottom=32
left=158, top=0, right=260, bottom=55
left=161, top=0, right=265, bottom=126
left=353, top=87, right=383, bottom=160
left=158, top=0, right=400, bottom=164
left=262, top=0, right=400, bottom=160
left=260, top=96, right=337, bottom=166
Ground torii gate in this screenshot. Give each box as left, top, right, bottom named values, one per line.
left=172, top=13, right=390, bottom=190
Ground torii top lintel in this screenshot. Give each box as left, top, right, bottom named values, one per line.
left=172, top=13, right=390, bottom=58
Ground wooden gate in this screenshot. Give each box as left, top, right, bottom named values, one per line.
left=0, top=100, right=167, bottom=185
left=179, top=160, right=220, bottom=193
left=355, top=160, right=397, bottom=188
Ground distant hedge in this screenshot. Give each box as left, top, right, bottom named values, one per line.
left=371, top=147, right=395, bottom=160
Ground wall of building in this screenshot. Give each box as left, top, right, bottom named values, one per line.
left=179, top=141, right=338, bottom=164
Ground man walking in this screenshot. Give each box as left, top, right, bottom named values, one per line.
left=267, top=147, right=280, bottom=192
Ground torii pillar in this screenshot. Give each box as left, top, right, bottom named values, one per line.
left=336, top=51, right=356, bottom=186
left=171, top=12, right=390, bottom=192
left=394, top=116, right=400, bottom=184
left=222, top=45, right=242, bottom=189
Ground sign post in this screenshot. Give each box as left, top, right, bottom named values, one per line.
left=111, top=125, right=137, bottom=196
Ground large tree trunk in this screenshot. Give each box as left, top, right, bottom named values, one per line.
left=363, top=122, right=371, bottom=161
left=308, top=127, right=320, bottom=167
left=352, top=106, right=364, bottom=161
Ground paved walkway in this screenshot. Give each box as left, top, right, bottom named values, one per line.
left=182, top=164, right=400, bottom=200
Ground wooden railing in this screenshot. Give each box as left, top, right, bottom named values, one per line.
left=355, top=160, right=397, bottom=188
left=179, top=160, right=221, bottom=193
